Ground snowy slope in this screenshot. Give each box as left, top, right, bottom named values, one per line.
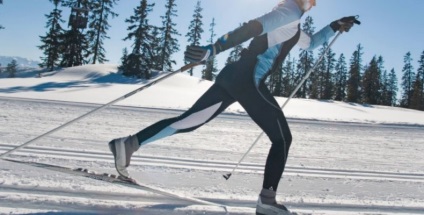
left=1, top=64, right=423, bottom=126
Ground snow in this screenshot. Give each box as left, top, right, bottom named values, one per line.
left=2, top=64, right=423, bottom=126
left=0, top=64, right=423, bottom=214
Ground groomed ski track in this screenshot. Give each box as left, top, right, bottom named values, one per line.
left=1, top=97, right=424, bottom=214
left=1, top=143, right=423, bottom=183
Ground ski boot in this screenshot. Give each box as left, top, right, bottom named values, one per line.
left=256, top=189, right=292, bottom=215
left=108, top=135, right=139, bottom=178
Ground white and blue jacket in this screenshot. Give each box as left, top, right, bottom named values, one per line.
left=214, top=0, right=335, bottom=87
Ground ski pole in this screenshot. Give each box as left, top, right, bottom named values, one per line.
left=0, top=62, right=201, bottom=159
left=223, top=32, right=342, bottom=180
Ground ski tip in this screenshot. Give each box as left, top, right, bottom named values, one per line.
left=223, top=173, right=231, bottom=180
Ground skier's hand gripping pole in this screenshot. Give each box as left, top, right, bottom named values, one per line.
left=223, top=31, right=347, bottom=181
left=0, top=62, right=201, bottom=159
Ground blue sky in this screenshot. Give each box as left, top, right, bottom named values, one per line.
left=1, top=0, right=424, bottom=80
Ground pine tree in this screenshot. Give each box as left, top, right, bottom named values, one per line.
left=6, top=60, right=18, bottom=78
left=269, top=54, right=297, bottom=97
left=380, top=69, right=389, bottom=105
left=362, top=56, right=381, bottom=104
left=347, top=44, right=363, bottom=103
left=117, top=48, right=128, bottom=71
left=87, top=0, right=119, bottom=64
left=411, top=51, right=424, bottom=110
left=376, top=56, right=387, bottom=105
left=38, top=0, right=65, bottom=71
left=202, top=18, right=218, bottom=81
left=400, top=52, right=415, bottom=108
left=386, top=68, right=398, bottom=106
left=309, top=44, right=324, bottom=99
left=296, top=16, right=315, bottom=98
left=410, top=72, right=423, bottom=110
left=185, top=0, right=204, bottom=76
left=334, top=54, right=347, bottom=101
left=149, top=26, right=163, bottom=70
left=159, top=0, right=180, bottom=71
left=268, top=61, right=283, bottom=96
left=60, top=0, right=91, bottom=67
left=323, top=44, right=336, bottom=100
left=281, top=56, right=296, bottom=97
left=310, top=42, right=334, bottom=99
left=121, top=0, right=155, bottom=78
left=60, top=28, right=90, bottom=67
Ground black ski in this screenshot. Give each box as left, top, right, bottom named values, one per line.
left=3, top=158, right=228, bottom=210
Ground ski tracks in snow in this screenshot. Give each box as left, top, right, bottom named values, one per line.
left=1, top=144, right=424, bottom=214
left=1, top=143, right=423, bottom=183
left=1, top=97, right=424, bottom=214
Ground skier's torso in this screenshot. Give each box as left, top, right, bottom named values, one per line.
left=217, top=0, right=303, bottom=89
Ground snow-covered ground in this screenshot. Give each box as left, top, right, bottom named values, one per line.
left=0, top=64, right=423, bottom=215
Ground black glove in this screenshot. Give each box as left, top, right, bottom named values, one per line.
left=330, top=16, right=361, bottom=33
left=184, top=44, right=216, bottom=64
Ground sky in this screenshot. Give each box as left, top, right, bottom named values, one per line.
left=1, top=0, right=424, bottom=80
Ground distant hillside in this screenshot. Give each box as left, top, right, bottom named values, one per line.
left=0, top=56, right=40, bottom=68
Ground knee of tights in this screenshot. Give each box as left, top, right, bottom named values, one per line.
left=271, top=135, right=292, bottom=148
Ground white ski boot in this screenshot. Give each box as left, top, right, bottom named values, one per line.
left=256, top=189, right=292, bottom=215
left=108, top=135, right=139, bottom=178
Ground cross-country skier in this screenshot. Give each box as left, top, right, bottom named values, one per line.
left=109, top=0, right=359, bottom=214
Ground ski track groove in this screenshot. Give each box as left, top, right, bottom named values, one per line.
left=1, top=144, right=423, bottom=184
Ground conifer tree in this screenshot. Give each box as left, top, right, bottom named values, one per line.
left=411, top=51, right=424, bottom=110
left=268, top=61, right=283, bottom=96
left=159, top=0, right=180, bottom=71
left=376, top=56, right=387, bottom=105
left=6, top=60, right=18, bottom=78
left=202, top=18, right=218, bottom=81
left=362, top=56, right=381, bottom=104
left=121, top=0, right=155, bottom=78
left=380, top=69, right=389, bottom=105
left=185, top=0, right=204, bottom=76
left=60, top=0, right=91, bottom=67
left=87, top=0, right=119, bottom=64
left=310, top=42, right=334, bottom=99
left=347, top=44, right=363, bottom=103
left=60, top=29, right=90, bottom=67
left=323, top=44, right=336, bottom=99
left=118, top=48, right=128, bottom=69
left=334, top=54, right=347, bottom=101
left=410, top=71, right=423, bottom=110
left=38, top=0, right=65, bottom=71
left=149, top=26, right=163, bottom=70
left=309, top=43, right=325, bottom=99
left=296, top=16, right=315, bottom=98
left=281, top=56, right=296, bottom=97
left=386, top=68, right=398, bottom=106
left=400, top=52, right=415, bottom=107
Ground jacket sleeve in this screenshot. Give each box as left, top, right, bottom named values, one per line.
left=214, top=0, right=302, bottom=54
left=297, top=25, right=335, bottom=51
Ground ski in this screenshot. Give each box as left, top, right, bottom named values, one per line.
left=3, top=158, right=228, bottom=211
